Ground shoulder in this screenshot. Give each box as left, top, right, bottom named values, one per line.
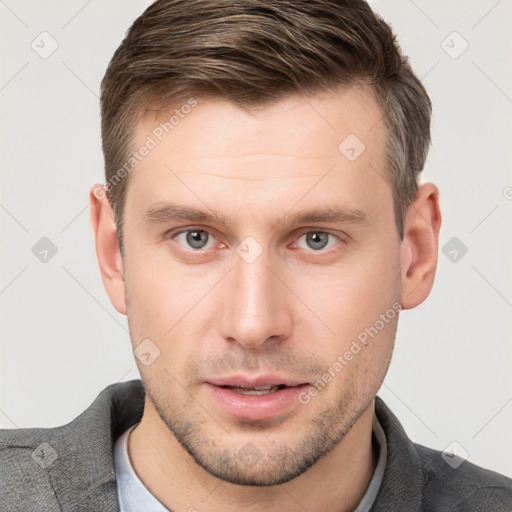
left=374, top=396, right=512, bottom=511
left=415, top=442, right=512, bottom=510
left=0, top=422, right=70, bottom=511
left=0, top=379, right=144, bottom=453
left=0, top=379, right=145, bottom=511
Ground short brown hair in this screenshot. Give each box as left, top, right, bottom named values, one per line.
left=100, top=0, right=432, bottom=256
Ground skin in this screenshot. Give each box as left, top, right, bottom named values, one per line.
left=90, top=84, right=441, bottom=512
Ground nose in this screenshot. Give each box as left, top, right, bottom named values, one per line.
left=219, top=249, right=294, bottom=349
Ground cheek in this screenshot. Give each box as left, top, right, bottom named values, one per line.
left=293, top=242, right=401, bottom=339
left=123, top=250, right=221, bottom=374
left=123, top=239, right=190, bottom=318
left=123, top=260, right=179, bottom=355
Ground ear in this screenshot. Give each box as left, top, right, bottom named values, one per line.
left=399, top=182, right=442, bottom=310
left=89, top=184, right=127, bottom=315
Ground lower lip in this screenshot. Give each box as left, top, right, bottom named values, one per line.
left=204, top=383, right=309, bottom=421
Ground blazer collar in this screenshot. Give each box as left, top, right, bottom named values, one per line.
left=372, top=396, right=424, bottom=510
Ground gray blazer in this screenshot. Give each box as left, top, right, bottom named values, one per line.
left=1, top=379, right=511, bottom=511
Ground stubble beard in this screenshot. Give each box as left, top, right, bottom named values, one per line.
left=144, top=378, right=373, bottom=487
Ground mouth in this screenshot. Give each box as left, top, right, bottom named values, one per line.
left=204, top=376, right=310, bottom=421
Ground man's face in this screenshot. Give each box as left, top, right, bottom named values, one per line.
left=122, top=85, right=402, bottom=485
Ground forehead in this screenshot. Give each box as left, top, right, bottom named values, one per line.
left=136, top=85, right=384, bottom=163
left=124, top=85, right=390, bottom=227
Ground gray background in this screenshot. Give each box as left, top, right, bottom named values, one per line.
left=1, top=0, right=511, bottom=478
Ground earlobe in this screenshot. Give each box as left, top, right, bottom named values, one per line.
left=399, top=183, right=442, bottom=310
left=89, top=184, right=127, bottom=315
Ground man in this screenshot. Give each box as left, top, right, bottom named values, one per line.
left=1, top=0, right=511, bottom=510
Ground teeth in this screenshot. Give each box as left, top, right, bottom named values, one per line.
left=229, top=385, right=284, bottom=395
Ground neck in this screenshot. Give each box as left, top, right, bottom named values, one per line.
left=128, top=401, right=376, bottom=512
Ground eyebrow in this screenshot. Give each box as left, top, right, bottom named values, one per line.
left=143, top=202, right=370, bottom=229
left=288, top=207, right=369, bottom=226
left=143, top=203, right=233, bottom=227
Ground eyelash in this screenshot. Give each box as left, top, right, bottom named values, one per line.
left=168, top=227, right=344, bottom=255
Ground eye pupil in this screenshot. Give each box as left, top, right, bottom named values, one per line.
left=187, top=230, right=208, bottom=249
left=307, top=232, right=329, bottom=250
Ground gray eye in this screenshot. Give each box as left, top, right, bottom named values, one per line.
left=304, top=232, right=330, bottom=250
left=183, top=230, right=210, bottom=249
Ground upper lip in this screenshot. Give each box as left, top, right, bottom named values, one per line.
left=206, top=374, right=309, bottom=388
